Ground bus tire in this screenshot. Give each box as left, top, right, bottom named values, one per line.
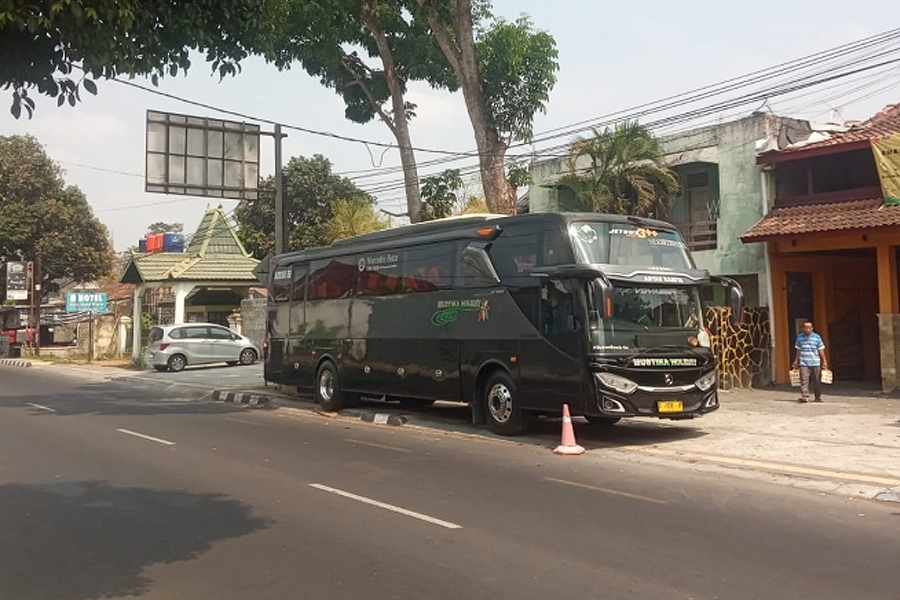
left=315, top=361, right=345, bottom=412
left=482, top=371, right=526, bottom=436
left=585, top=415, right=621, bottom=427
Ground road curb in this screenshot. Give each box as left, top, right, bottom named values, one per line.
left=0, top=359, right=32, bottom=368
left=212, top=390, right=272, bottom=407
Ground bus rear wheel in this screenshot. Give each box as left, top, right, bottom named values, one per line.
left=315, top=361, right=345, bottom=412
left=483, top=371, right=526, bottom=436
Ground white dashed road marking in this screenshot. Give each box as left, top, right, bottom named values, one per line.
left=309, top=483, right=462, bottom=530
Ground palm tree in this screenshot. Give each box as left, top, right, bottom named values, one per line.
left=556, top=121, right=680, bottom=218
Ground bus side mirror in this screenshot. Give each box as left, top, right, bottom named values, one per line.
left=462, top=244, right=501, bottom=286
left=712, top=276, right=745, bottom=326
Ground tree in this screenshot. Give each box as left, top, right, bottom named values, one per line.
left=257, top=0, right=455, bottom=223
left=0, top=135, right=114, bottom=297
left=146, top=222, right=183, bottom=234
left=416, top=2, right=558, bottom=214
left=324, top=198, right=390, bottom=242
left=234, top=154, right=373, bottom=258
left=555, top=121, right=681, bottom=218
left=1, top=0, right=270, bottom=117
left=420, top=169, right=464, bottom=220
left=456, top=196, right=489, bottom=214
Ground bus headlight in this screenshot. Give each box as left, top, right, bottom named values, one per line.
left=597, top=373, right=638, bottom=395
left=695, top=370, right=717, bottom=392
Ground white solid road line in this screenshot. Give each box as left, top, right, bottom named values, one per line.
left=116, top=428, right=176, bottom=446
left=544, top=477, right=668, bottom=505
left=26, top=403, right=56, bottom=413
left=344, top=438, right=412, bottom=453
left=309, top=483, right=462, bottom=530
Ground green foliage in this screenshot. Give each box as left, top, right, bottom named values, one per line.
left=324, top=198, right=389, bottom=243
left=477, top=16, right=558, bottom=143
left=1, top=0, right=270, bottom=116
left=506, top=160, right=533, bottom=190
left=556, top=121, right=681, bottom=218
left=146, top=222, right=183, bottom=234
left=456, top=196, right=489, bottom=215
left=141, top=312, right=157, bottom=329
left=234, top=154, right=373, bottom=257
left=0, top=135, right=114, bottom=297
left=420, top=169, right=463, bottom=220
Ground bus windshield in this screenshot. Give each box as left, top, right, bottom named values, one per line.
left=569, top=222, right=694, bottom=270
left=588, top=284, right=705, bottom=351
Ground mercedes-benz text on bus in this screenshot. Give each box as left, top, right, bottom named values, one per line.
left=263, top=213, right=744, bottom=435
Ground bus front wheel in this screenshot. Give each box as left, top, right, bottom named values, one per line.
left=482, top=371, right=526, bottom=436
left=315, top=361, right=345, bottom=412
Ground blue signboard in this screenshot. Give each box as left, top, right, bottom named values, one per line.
left=66, top=292, right=108, bottom=313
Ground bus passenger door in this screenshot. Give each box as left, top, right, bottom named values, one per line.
left=522, top=279, right=585, bottom=412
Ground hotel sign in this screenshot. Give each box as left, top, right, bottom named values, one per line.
left=872, top=133, right=900, bottom=206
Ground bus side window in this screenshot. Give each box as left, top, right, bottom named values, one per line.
left=290, top=263, right=307, bottom=334
left=542, top=280, right=579, bottom=335
left=488, top=224, right=541, bottom=287
left=401, top=244, right=454, bottom=293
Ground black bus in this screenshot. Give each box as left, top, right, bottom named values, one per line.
left=263, top=213, right=744, bottom=435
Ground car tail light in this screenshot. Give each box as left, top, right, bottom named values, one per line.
left=159, top=343, right=169, bottom=350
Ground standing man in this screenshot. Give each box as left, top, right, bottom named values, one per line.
left=792, top=320, right=828, bottom=403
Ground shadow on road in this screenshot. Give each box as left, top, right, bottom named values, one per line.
left=0, top=380, right=249, bottom=417
left=0, top=480, right=268, bottom=600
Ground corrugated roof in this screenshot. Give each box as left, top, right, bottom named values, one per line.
left=768, top=103, right=900, bottom=156
left=741, top=198, right=900, bottom=241
left=121, top=207, right=258, bottom=284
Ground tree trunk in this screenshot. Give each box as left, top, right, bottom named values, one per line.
left=362, top=3, right=422, bottom=223
left=417, top=0, right=517, bottom=215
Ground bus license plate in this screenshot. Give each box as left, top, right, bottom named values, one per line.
left=658, top=401, right=683, bottom=413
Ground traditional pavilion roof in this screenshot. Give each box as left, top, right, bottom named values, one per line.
left=120, top=207, right=259, bottom=284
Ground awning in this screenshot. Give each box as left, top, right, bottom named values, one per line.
left=741, top=198, right=900, bottom=242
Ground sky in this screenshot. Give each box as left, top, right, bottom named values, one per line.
left=2, top=0, right=900, bottom=251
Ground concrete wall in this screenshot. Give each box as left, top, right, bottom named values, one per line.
left=76, top=315, right=118, bottom=359
left=240, top=298, right=267, bottom=350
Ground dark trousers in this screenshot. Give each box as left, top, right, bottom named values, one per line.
left=800, top=365, right=822, bottom=400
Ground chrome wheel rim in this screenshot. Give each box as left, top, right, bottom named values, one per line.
left=240, top=349, right=254, bottom=365
left=487, top=383, right=513, bottom=423
left=170, top=356, right=185, bottom=371
left=319, top=370, right=334, bottom=402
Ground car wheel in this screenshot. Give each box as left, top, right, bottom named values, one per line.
left=398, top=398, right=436, bottom=408
left=585, top=415, right=621, bottom=427
left=482, top=371, right=527, bottom=436
left=315, top=361, right=345, bottom=412
left=167, top=354, right=186, bottom=373
left=239, top=348, right=257, bottom=365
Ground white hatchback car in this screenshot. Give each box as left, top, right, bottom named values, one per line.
left=146, top=323, right=260, bottom=372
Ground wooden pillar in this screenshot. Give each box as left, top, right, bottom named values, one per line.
left=770, top=252, right=790, bottom=384
left=876, top=244, right=899, bottom=314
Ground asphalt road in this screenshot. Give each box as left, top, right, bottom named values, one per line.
left=2, top=365, right=899, bottom=600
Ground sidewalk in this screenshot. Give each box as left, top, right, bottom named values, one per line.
left=600, top=384, right=900, bottom=503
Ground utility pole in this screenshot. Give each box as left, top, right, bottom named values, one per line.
left=263, top=124, right=288, bottom=255
left=27, top=260, right=34, bottom=353
left=34, top=249, right=41, bottom=356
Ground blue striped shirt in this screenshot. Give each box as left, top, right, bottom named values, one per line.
left=795, top=332, right=825, bottom=367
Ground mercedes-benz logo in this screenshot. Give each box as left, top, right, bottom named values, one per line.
left=664, top=373, right=674, bottom=385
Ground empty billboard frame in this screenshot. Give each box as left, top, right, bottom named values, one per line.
left=145, top=110, right=260, bottom=200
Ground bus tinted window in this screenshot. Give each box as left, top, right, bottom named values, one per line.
left=569, top=222, right=693, bottom=270
left=292, top=263, right=307, bottom=302
left=270, top=266, right=292, bottom=302
left=488, top=226, right=540, bottom=286
left=308, top=258, right=356, bottom=300
left=357, top=252, right=402, bottom=296
left=401, top=244, right=454, bottom=292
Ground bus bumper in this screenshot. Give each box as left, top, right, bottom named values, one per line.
left=589, top=383, right=719, bottom=419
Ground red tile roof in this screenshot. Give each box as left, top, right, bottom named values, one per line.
left=741, top=198, right=900, bottom=240
left=774, top=103, right=900, bottom=155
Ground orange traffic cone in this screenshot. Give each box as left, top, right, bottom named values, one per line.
left=553, top=404, right=585, bottom=456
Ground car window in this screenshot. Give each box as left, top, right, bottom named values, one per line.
left=208, top=327, right=233, bottom=340
left=147, top=327, right=164, bottom=343
left=184, top=326, right=209, bottom=339
left=168, top=328, right=183, bottom=340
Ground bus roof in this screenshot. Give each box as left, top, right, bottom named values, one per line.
left=274, top=212, right=678, bottom=264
